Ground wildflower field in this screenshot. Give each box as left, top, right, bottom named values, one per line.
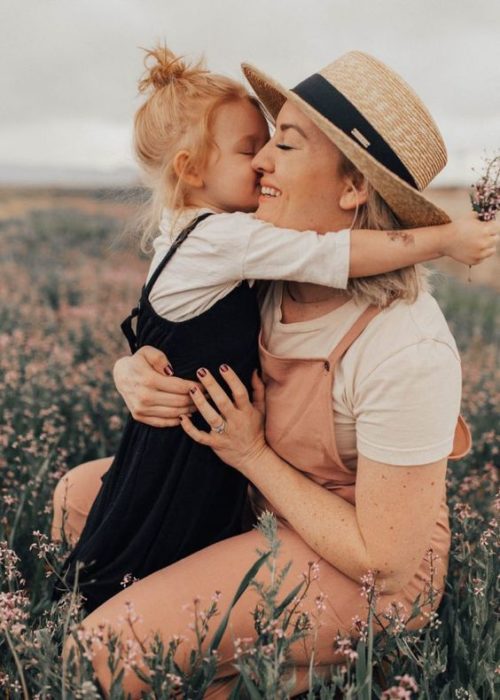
left=0, top=188, right=498, bottom=699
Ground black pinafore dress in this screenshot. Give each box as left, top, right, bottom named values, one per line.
left=58, top=214, right=260, bottom=612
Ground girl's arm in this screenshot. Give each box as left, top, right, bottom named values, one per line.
left=234, top=211, right=497, bottom=287
left=180, top=366, right=447, bottom=593
left=349, top=213, right=497, bottom=276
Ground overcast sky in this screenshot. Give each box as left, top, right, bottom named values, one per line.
left=1, top=0, right=499, bottom=185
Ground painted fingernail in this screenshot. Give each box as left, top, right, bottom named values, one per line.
left=190, top=386, right=197, bottom=394
left=197, top=368, right=207, bottom=377
left=164, top=364, right=174, bottom=376
left=220, top=364, right=229, bottom=373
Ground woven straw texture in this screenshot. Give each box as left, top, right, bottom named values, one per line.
left=242, top=52, right=451, bottom=228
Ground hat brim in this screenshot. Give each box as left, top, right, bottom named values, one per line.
left=242, top=63, right=451, bottom=228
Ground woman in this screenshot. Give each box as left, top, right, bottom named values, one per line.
left=60, top=52, right=497, bottom=697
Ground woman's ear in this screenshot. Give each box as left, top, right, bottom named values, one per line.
left=172, top=150, right=204, bottom=188
left=339, top=176, right=368, bottom=211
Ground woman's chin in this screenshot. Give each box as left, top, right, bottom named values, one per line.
left=255, top=199, right=282, bottom=225
left=255, top=209, right=274, bottom=223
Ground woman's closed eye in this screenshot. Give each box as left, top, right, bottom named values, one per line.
left=276, top=143, right=294, bottom=151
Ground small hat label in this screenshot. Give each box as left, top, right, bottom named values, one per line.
left=351, top=128, right=371, bottom=149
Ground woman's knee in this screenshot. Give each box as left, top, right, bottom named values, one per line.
left=51, top=473, right=73, bottom=543
left=50, top=457, right=113, bottom=545
left=72, top=526, right=324, bottom=697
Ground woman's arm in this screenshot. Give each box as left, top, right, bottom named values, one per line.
left=180, top=366, right=448, bottom=593
left=113, top=346, right=197, bottom=427
left=238, top=446, right=446, bottom=594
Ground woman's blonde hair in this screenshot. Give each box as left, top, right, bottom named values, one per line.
left=134, top=45, right=253, bottom=252
left=339, top=153, right=431, bottom=307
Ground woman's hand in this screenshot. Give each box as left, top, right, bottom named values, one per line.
left=113, top=346, right=197, bottom=428
left=179, top=365, right=268, bottom=475
left=441, top=212, right=498, bottom=265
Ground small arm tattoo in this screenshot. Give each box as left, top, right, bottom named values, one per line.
left=386, top=230, right=415, bottom=245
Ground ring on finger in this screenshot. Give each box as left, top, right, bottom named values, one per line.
left=212, top=421, right=226, bottom=435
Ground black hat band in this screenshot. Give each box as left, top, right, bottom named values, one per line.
left=292, top=73, right=418, bottom=189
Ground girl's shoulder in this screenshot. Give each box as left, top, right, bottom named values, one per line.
left=157, top=208, right=258, bottom=247
left=195, top=211, right=261, bottom=235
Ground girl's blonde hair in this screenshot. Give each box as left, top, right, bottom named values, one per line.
left=339, top=153, right=431, bottom=307
left=134, top=45, right=253, bottom=252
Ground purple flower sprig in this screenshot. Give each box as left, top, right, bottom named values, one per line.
left=470, top=155, right=500, bottom=222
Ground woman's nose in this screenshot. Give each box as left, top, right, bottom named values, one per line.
left=252, top=140, right=274, bottom=173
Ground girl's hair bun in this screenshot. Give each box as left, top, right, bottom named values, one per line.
left=138, top=45, right=191, bottom=93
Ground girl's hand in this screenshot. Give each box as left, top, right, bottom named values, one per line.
left=441, top=212, right=498, bottom=265
left=113, top=346, right=197, bottom=427
left=180, top=366, right=268, bottom=475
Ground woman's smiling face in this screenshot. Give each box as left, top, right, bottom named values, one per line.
left=252, top=100, right=353, bottom=233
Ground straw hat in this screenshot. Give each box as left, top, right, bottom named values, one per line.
left=242, top=52, right=451, bottom=227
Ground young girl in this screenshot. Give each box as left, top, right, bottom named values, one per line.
left=55, top=46, right=489, bottom=613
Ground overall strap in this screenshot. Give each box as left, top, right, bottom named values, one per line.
left=144, top=212, right=214, bottom=299
left=328, top=305, right=382, bottom=369
left=120, top=212, right=213, bottom=353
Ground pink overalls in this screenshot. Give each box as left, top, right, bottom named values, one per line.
left=250, top=304, right=462, bottom=633
left=254, top=303, right=469, bottom=515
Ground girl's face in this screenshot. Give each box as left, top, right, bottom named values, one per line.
left=252, top=100, right=353, bottom=233
left=201, top=98, right=270, bottom=213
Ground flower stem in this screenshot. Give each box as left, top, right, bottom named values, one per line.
left=4, top=629, right=29, bottom=700
left=61, top=564, right=82, bottom=699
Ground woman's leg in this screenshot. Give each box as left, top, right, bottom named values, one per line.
left=51, top=457, right=113, bottom=545
left=64, top=523, right=350, bottom=699
left=62, top=512, right=448, bottom=699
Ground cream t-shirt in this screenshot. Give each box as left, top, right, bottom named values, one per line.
left=261, top=282, right=462, bottom=467
left=147, top=208, right=350, bottom=321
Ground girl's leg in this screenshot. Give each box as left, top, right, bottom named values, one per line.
left=64, top=524, right=349, bottom=699
left=51, top=457, right=113, bottom=545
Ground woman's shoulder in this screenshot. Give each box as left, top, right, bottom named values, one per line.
left=345, top=291, right=460, bottom=379
left=380, top=292, right=457, bottom=349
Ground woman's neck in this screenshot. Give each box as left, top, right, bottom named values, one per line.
left=287, top=280, right=351, bottom=304
left=281, top=281, right=352, bottom=323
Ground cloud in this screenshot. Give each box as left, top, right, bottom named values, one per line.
left=1, top=0, right=499, bottom=182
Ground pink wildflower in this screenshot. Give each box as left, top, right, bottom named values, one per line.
left=0, top=590, right=30, bottom=632
left=470, top=155, right=500, bottom=222
left=382, top=673, right=418, bottom=698
left=120, top=572, right=139, bottom=588
left=334, top=635, right=358, bottom=663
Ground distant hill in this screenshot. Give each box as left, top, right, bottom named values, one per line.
left=0, top=164, right=139, bottom=187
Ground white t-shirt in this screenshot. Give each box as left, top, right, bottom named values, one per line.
left=147, top=208, right=350, bottom=321
left=261, top=282, right=462, bottom=467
